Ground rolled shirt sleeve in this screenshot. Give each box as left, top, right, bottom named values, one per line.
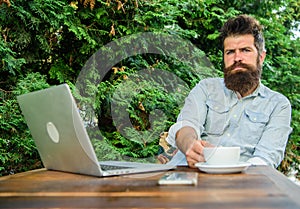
left=166, top=80, right=209, bottom=147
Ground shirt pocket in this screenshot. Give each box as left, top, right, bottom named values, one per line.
left=204, top=100, right=230, bottom=135
left=243, top=108, right=269, bottom=141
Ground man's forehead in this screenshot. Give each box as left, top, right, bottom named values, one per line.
left=224, top=34, right=255, bottom=49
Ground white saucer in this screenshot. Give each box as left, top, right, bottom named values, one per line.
left=195, top=162, right=252, bottom=174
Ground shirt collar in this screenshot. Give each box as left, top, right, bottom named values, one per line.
left=250, top=81, right=267, bottom=98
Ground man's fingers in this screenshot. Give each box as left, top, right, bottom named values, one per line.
left=201, top=140, right=214, bottom=148
left=187, top=155, right=205, bottom=168
left=186, top=149, right=201, bottom=162
left=189, top=140, right=203, bottom=154
left=186, top=140, right=206, bottom=167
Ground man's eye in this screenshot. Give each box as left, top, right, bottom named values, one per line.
left=226, top=51, right=234, bottom=55
left=242, top=48, right=251, bottom=52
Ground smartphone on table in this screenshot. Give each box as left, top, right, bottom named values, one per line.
left=158, top=172, right=198, bottom=185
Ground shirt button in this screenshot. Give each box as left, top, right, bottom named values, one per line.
left=233, top=114, right=237, bottom=118
left=227, top=133, right=231, bottom=137
left=253, top=118, right=257, bottom=121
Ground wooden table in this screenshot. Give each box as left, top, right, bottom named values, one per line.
left=0, top=165, right=299, bottom=209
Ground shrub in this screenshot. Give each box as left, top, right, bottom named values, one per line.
left=0, top=72, right=49, bottom=176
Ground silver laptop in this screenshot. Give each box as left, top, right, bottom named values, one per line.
left=17, top=84, right=175, bottom=177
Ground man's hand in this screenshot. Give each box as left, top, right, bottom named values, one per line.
left=176, top=126, right=213, bottom=168
left=185, top=140, right=212, bottom=168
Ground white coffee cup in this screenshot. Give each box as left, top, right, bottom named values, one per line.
left=203, top=146, right=240, bottom=165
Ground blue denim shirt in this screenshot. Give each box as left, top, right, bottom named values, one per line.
left=167, top=78, right=292, bottom=167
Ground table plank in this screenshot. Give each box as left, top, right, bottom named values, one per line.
left=0, top=195, right=297, bottom=209
left=0, top=166, right=299, bottom=209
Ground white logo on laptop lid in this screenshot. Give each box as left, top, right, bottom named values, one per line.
left=46, top=122, right=60, bottom=143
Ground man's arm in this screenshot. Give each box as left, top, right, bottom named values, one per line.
left=166, top=79, right=217, bottom=167
left=176, top=126, right=212, bottom=168
left=251, top=97, right=292, bottom=167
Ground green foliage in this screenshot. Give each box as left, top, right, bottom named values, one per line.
left=94, top=58, right=192, bottom=160
left=0, top=0, right=80, bottom=87
left=0, top=0, right=299, bottom=178
left=0, top=39, right=26, bottom=77
left=0, top=72, right=49, bottom=176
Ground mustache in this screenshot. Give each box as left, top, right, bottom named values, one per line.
left=224, top=62, right=253, bottom=74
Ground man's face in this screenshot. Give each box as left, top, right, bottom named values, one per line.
left=223, top=34, right=266, bottom=96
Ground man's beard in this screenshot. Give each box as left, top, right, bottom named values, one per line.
left=224, top=61, right=261, bottom=96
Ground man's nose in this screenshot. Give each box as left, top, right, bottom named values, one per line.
left=234, top=51, right=242, bottom=62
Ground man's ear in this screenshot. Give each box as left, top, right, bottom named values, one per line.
left=259, top=51, right=266, bottom=65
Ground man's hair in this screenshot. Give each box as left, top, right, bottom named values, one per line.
left=219, top=14, right=265, bottom=55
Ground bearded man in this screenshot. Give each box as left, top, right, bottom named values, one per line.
left=166, top=14, right=292, bottom=168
